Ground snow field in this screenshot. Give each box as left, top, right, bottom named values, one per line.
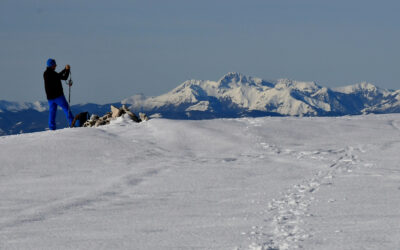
left=0, top=115, right=400, bottom=249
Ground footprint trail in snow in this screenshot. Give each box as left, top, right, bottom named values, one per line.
left=243, top=119, right=364, bottom=250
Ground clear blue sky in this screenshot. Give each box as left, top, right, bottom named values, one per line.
left=1, top=0, right=399, bottom=104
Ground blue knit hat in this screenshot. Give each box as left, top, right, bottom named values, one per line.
left=46, top=58, right=56, bottom=67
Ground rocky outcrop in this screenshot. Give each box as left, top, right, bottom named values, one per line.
left=83, top=105, right=149, bottom=127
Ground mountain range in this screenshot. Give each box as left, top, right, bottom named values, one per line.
left=122, top=72, right=400, bottom=117
left=2, top=72, right=400, bottom=135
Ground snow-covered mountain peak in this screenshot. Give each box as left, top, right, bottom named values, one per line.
left=121, top=94, right=146, bottom=105
left=0, top=100, right=48, bottom=112
left=275, top=79, right=321, bottom=93
left=119, top=73, right=400, bottom=118
left=32, top=101, right=47, bottom=112
left=218, top=72, right=246, bottom=85
left=217, top=72, right=253, bottom=88
left=143, top=80, right=209, bottom=107
left=215, top=72, right=274, bottom=90
left=169, top=79, right=201, bottom=93
left=170, top=79, right=208, bottom=97
left=335, top=82, right=382, bottom=94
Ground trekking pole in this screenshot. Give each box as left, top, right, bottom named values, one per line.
left=67, top=72, right=73, bottom=127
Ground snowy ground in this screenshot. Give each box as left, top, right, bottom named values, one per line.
left=1, top=114, right=400, bottom=249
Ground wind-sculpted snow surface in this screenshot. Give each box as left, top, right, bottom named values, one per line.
left=0, top=115, right=400, bottom=249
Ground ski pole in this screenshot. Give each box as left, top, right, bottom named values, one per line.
left=67, top=72, right=73, bottom=127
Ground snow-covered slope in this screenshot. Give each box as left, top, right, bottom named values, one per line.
left=1, top=115, right=400, bottom=249
left=123, top=72, right=400, bottom=118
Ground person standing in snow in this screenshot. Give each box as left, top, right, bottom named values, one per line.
left=43, top=58, right=74, bottom=130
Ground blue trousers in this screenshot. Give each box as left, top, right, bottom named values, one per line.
left=48, top=95, right=74, bottom=130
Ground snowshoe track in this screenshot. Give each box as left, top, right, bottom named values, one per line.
left=243, top=119, right=364, bottom=249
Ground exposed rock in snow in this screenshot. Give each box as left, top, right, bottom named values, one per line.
left=83, top=105, right=148, bottom=127
left=111, top=105, right=122, bottom=118
left=139, top=112, right=149, bottom=121
left=185, top=101, right=210, bottom=112
left=122, top=105, right=141, bottom=122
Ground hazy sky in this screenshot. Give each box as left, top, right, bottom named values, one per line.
left=1, top=0, right=399, bottom=104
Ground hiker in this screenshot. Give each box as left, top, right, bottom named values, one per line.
left=43, top=58, right=74, bottom=130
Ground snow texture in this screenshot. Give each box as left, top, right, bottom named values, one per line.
left=1, top=114, right=400, bottom=249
